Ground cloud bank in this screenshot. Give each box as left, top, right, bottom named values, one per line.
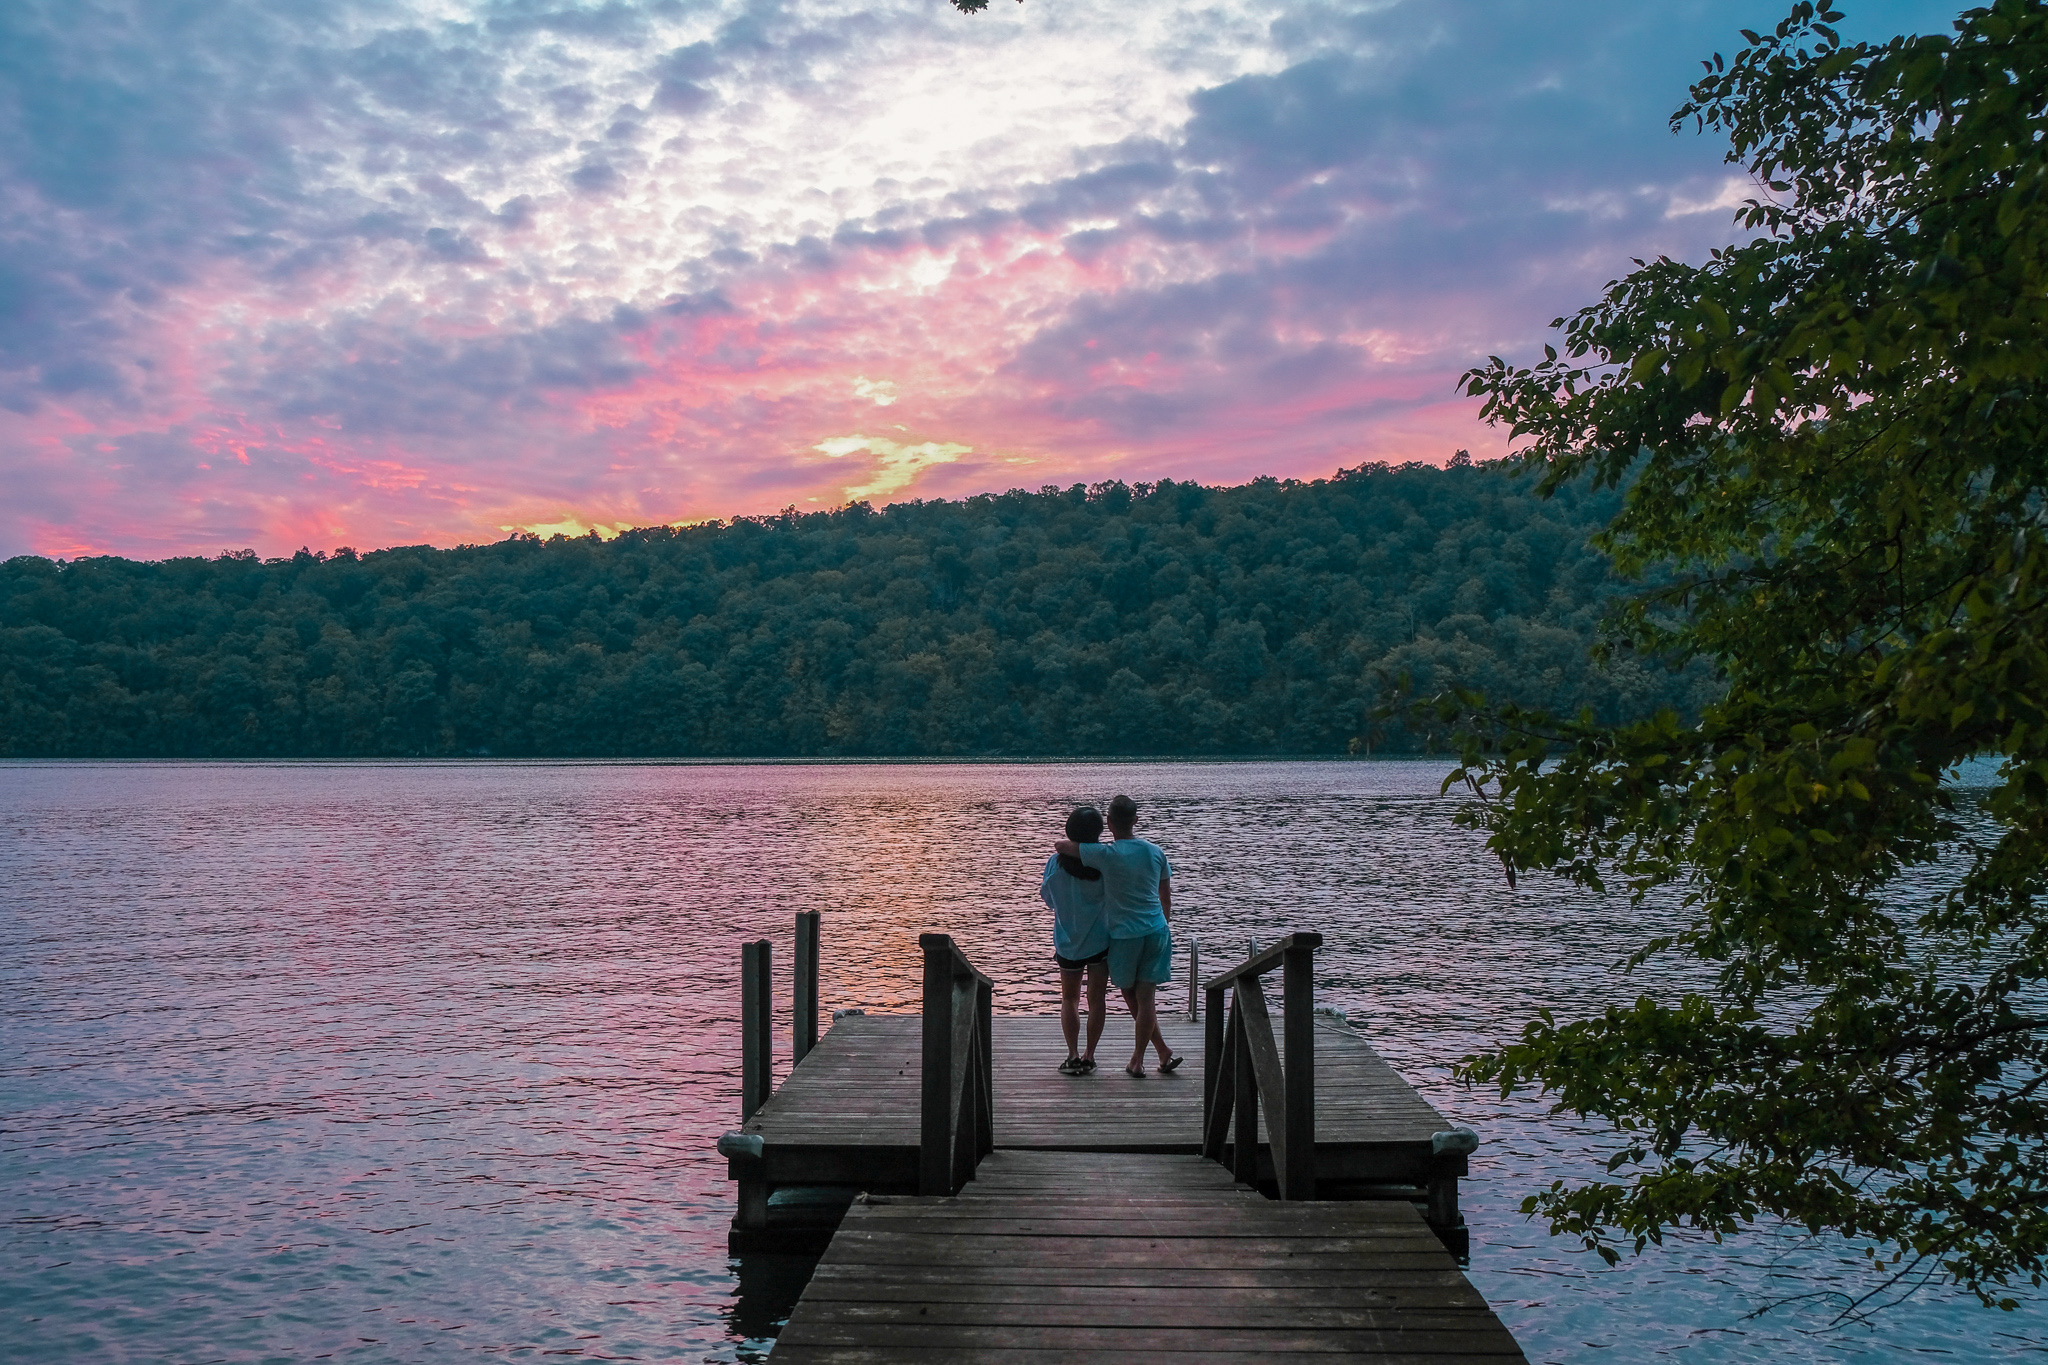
left=0, top=0, right=1955, bottom=558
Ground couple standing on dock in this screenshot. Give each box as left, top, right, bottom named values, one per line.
left=1040, top=794, right=1183, bottom=1080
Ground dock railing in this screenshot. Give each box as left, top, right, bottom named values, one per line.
left=1200, top=930, right=1322, bottom=1200
left=737, top=912, right=825, bottom=1122
left=919, top=933, right=994, bottom=1196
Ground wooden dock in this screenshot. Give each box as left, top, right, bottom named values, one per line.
left=774, top=1151, right=1525, bottom=1364
left=742, top=1014, right=1458, bottom=1194
left=722, top=923, right=1522, bottom=1362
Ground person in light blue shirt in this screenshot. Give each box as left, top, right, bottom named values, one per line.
left=1039, top=806, right=1110, bottom=1076
left=1054, top=793, right=1180, bottom=1078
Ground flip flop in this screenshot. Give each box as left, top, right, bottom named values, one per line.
left=1159, top=1055, right=1184, bottom=1074
left=1125, top=1064, right=1147, bottom=1078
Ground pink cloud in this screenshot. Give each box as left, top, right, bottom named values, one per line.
left=4, top=0, right=1887, bottom=561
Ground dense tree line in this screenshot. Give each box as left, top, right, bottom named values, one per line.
left=0, top=462, right=1712, bottom=757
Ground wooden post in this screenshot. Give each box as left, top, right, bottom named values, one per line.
left=1234, top=973, right=1288, bottom=1194
left=793, top=910, right=820, bottom=1064
left=949, top=975, right=979, bottom=1186
left=976, top=972, right=995, bottom=1161
left=735, top=1177, right=769, bottom=1233
left=1186, top=938, right=1200, bottom=1021
left=1201, top=995, right=1237, bottom=1161
left=1426, top=1128, right=1475, bottom=1252
left=1202, top=982, right=1226, bottom=1120
left=741, top=938, right=773, bottom=1120
left=918, top=933, right=993, bottom=1195
left=1231, top=1002, right=1258, bottom=1186
left=1281, top=937, right=1318, bottom=1200
left=1428, top=1171, right=1461, bottom=1229
left=919, top=933, right=955, bottom=1196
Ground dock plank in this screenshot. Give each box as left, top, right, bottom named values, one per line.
left=771, top=1151, right=1524, bottom=1364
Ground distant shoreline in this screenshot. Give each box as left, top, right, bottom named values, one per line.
left=0, top=753, right=1438, bottom=768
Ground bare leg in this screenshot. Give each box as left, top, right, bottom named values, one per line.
left=1122, top=983, right=1157, bottom=1074
left=1060, top=968, right=1082, bottom=1059
left=1152, top=1014, right=1174, bottom=1065
left=1084, top=962, right=1108, bottom=1061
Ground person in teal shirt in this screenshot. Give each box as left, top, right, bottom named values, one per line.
left=1053, top=793, right=1180, bottom=1077
left=1040, top=806, right=1110, bottom=1076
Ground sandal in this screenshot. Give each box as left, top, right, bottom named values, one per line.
left=1159, top=1055, right=1184, bottom=1074
left=1125, top=1063, right=1147, bottom=1078
left=1058, top=1057, right=1085, bottom=1076
left=1078, top=1057, right=1098, bottom=1074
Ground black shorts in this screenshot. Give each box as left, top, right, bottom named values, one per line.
left=1054, top=948, right=1109, bottom=971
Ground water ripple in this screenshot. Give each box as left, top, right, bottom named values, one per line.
left=1, top=760, right=2035, bottom=1362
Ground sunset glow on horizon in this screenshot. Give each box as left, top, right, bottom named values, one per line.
left=0, top=0, right=1952, bottom=561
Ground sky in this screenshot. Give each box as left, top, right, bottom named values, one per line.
left=0, top=0, right=1956, bottom=560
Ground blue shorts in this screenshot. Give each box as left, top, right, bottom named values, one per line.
left=1107, top=931, right=1172, bottom=990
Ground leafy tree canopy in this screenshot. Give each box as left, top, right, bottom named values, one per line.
left=0, top=465, right=1704, bottom=759
left=1454, top=0, right=2048, bottom=1314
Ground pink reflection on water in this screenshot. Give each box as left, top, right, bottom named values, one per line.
left=7, top=759, right=2032, bottom=1363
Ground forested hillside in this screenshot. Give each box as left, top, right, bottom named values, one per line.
left=0, top=462, right=1713, bottom=757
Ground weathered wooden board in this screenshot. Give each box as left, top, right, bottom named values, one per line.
left=770, top=1151, right=1525, bottom=1363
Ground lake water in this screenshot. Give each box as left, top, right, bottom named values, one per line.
left=3, top=759, right=2035, bottom=1362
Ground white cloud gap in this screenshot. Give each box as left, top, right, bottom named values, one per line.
left=814, top=433, right=972, bottom=499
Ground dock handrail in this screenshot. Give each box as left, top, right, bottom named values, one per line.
left=1199, top=930, right=1322, bottom=1199
left=919, top=933, right=994, bottom=1196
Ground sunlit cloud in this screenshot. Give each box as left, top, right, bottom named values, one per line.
left=0, top=0, right=1956, bottom=559
left=816, top=434, right=974, bottom=500
left=499, top=516, right=626, bottom=540
left=853, top=377, right=900, bottom=407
